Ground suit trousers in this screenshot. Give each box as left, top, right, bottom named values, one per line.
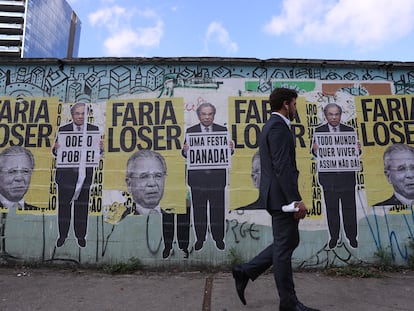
left=162, top=204, right=191, bottom=251
left=323, top=189, right=357, bottom=242
left=191, top=186, right=225, bottom=244
left=57, top=183, right=91, bottom=240
left=241, top=212, right=299, bottom=308
left=56, top=168, right=93, bottom=240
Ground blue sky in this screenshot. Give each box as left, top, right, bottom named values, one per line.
left=67, top=0, right=414, bottom=61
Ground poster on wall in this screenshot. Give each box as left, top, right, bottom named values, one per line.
left=49, top=101, right=105, bottom=218
left=103, top=97, right=186, bottom=223
left=357, top=94, right=414, bottom=213
left=0, top=96, right=58, bottom=213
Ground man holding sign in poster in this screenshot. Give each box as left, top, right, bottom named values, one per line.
left=182, top=102, right=233, bottom=251
left=53, top=103, right=103, bottom=248
left=312, top=103, right=360, bottom=249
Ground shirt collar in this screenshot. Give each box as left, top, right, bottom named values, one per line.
left=0, top=193, right=25, bottom=209
left=273, top=112, right=291, bottom=129
left=134, top=203, right=161, bottom=215
left=201, top=124, right=212, bottom=132
left=394, top=192, right=413, bottom=206
left=329, top=124, right=338, bottom=132
left=73, top=123, right=83, bottom=131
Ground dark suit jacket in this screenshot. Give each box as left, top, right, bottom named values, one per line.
left=54, top=122, right=99, bottom=186
left=259, top=114, right=301, bottom=214
left=182, top=123, right=228, bottom=188
left=313, top=123, right=357, bottom=191
left=0, top=202, right=40, bottom=211
left=373, top=194, right=403, bottom=206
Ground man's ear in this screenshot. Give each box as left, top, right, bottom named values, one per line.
left=284, top=100, right=291, bottom=110
left=125, top=178, right=131, bottom=192
left=384, top=170, right=392, bottom=184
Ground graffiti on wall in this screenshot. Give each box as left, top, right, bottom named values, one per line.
left=0, top=61, right=413, bottom=266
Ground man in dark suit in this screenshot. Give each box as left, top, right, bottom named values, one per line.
left=311, top=103, right=359, bottom=249
left=182, top=102, right=232, bottom=251
left=0, top=146, right=40, bottom=211
left=374, top=143, right=414, bottom=207
left=53, top=103, right=101, bottom=248
left=232, top=88, right=319, bottom=311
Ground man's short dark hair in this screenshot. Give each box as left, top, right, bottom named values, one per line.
left=269, top=88, right=298, bottom=111
left=383, top=143, right=414, bottom=171
left=323, top=103, right=342, bottom=116
left=196, top=102, right=216, bottom=116
left=126, top=149, right=167, bottom=178
left=0, top=146, right=35, bottom=170
left=70, top=103, right=89, bottom=115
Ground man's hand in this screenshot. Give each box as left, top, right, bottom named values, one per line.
left=52, top=142, right=60, bottom=156
left=182, top=143, right=189, bottom=157
left=311, top=142, right=318, bottom=155
left=294, top=201, right=307, bottom=220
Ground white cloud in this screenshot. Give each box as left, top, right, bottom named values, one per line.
left=88, top=6, right=127, bottom=27
left=104, top=21, right=164, bottom=56
left=88, top=6, right=164, bottom=56
left=203, top=22, right=238, bottom=55
left=263, top=0, right=414, bottom=50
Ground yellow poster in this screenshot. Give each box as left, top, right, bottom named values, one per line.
left=356, top=94, right=414, bottom=214
left=0, top=97, right=58, bottom=212
left=228, top=96, right=313, bottom=216
left=228, top=96, right=268, bottom=210
left=104, top=98, right=186, bottom=216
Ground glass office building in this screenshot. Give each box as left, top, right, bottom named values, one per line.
left=0, top=0, right=81, bottom=58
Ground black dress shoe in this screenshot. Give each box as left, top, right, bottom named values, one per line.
left=56, top=237, right=66, bottom=247
left=349, top=239, right=358, bottom=248
left=328, top=238, right=338, bottom=249
left=215, top=240, right=225, bottom=250
left=77, top=238, right=86, bottom=248
left=232, top=265, right=249, bottom=305
left=280, top=302, right=320, bottom=311
left=162, top=247, right=172, bottom=259
left=194, top=240, right=204, bottom=251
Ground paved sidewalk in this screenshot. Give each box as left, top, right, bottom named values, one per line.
left=0, top=267, right=413, bottom=311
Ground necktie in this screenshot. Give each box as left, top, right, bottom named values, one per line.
left=77, top=126, right=81, bottom=131
left=205, top=127, right=209, bottom=132
left=332, top=127, right=337, bottom=132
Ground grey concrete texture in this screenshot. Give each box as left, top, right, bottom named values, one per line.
left=0, top=267, right=413, bottom=311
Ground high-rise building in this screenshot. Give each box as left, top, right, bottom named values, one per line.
left=0, top=0, right=81, bottom=58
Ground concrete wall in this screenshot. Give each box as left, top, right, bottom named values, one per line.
left=0, top=57, right=413, bottom=268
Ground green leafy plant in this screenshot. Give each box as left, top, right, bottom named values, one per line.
left=228, top=247, right=243, bottom=266
left=324, top=265, right=382, bottom=278
left=102, top=257, right=142, bottom=274
left=374, top=247, right=395, bottom=271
